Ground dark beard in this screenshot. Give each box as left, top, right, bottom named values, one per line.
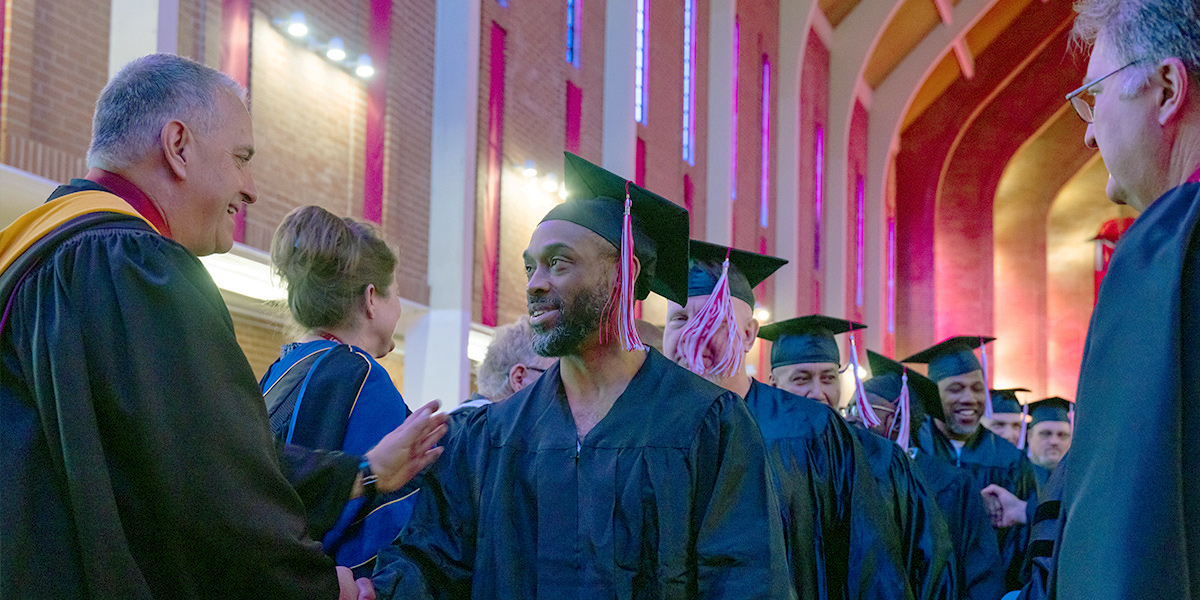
left=530, top=281, right=610, bottom=357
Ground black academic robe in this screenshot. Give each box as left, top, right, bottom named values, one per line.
left=371, top=349, right=791, bottom=599
left=743, top=379, right=913, bottom=600
left=1017, top=452, right=1066, bottom=600
left=848, top=427, right=956, bottom=600
left=916, top=418, right=1037, bottom=591
left=1031, top=464, right=1050, bottom=491
left=0, top=183, right=337, bottom=598
left=912, top=451, right=1005, bottom=600
left=1059, top=181, right=1200, bottom=598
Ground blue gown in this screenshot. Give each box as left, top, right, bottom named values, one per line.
left=261, top=339, right=418, bottom=576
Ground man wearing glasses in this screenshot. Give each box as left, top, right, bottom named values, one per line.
left=1054, top=0, right=1200, bottom=597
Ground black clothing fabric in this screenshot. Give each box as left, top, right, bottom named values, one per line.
left=371, top=349, right=791, bottom=599
left=743, top=379, right=912, bottom=600
left=1058, top=181, right=1200, bottom=598
left=916, top=418, right=1037, bottom=591
left=278, top=442, right=363, bottom=539
left=848, top=427, right=956, bottom=600
left=1, top=185, right=336, bottom=599
left=1017, top=453, right=1066, bottom=600
left=912, top=451, right=1005, bottom=600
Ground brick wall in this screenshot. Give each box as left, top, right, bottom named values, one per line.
left=474, top=0, right=610, bottom=329
left=2, top=0, right=109, bottom=182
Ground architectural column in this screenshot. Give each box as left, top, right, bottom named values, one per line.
left=402, top=0, right=481, bottom=410
left=109, top=0, right=179, bottom=79
left=773, top=0, right=819, bottom=321
left=823, top=1, right=894, bottom=342
left=704, top=0, right=736, bottom=246
left=601, top=0, right=637, bottom=178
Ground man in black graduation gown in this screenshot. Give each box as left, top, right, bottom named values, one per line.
left=863, top=352, right=1005, bottom=600
left=661, top=243, right=916, bottom=600
left=1055, top=3, right=1200, bottom=595
left=0, top=54, right=383, bottom=599
left=757, top=314, right=954, bottom=600
left=1023, top=398, right=1072, bottom=489
left=370, top=154, right=790, bottom=599
left=903, top=338, right=1038, bottom=592
left=984, top=389, right=1030, bottom=449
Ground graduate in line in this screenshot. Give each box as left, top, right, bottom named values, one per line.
left=663, top=242, right=914, bottom=600
left=369, top=154, right=790, bottom=599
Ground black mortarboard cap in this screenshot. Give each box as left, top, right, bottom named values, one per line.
left=544, top=152, right=690, bottom=305
left=989, top=388, right=1030, bottom=414
left=901, top=336, right=995, bottom=382
left=687, top=240, right=788, bottom=306
left=864, top=350, right=944, bottom=421
left=758, top=315, right=866, bottom=369
left=1029, top=396, right=1074, bottom=427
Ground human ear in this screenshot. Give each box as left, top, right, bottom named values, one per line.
left=1156, top=57, right=1189, bottom=126
left=161, top=120, right=190, bottom=180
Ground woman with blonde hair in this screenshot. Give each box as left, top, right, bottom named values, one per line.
left=261, top=205, right=443, bottom=577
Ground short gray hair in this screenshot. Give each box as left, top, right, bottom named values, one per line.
left=1072, top=0, right=1200, bottom=96
left=477, top=317, right=541, bottom=401
left=87, top=53, right=246, bottom=171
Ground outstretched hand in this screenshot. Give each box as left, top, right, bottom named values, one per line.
left=364, top=400, right=449, bottom=494
left=981, top=484, right=1027, bottom=528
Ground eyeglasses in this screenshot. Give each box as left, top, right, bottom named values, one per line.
left=526, top=366, right=546, bottom=374
left=1065, top=59, right=1145, bottom=124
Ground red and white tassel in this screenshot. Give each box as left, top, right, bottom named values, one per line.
left=849, top=335, right=881, bottom=428
left=677, top=249, right=743, bottom=378
left=608, top=182, right=645, bottom=351
left=980, top=337, right=994, bottom=419
left=895, top=369, right=912, bottom=450
left=1017, top=402, right=1029, bottom=450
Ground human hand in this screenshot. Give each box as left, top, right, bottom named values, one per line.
left=981, top=484, right=1027, bottom=528
left=363, top=400, right=448, bottom=494
left=356, top=577, right=376, bottom=600
left=337, top=566, right=357, bottom=600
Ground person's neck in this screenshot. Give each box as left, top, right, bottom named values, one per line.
left=559, top=336, right=646, bottom=421
left=1167, top=129, right=1200, bottom=191
left=713, top=369, right=752, bottom=398
left=302, top=324, right=368, bottom=350
left=935, top=418, right=975, bottom=443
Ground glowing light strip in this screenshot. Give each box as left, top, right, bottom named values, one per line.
left=760, top=57, right=770, bottom=228
left=682, top=0, right=696, bottom=164
left=855, top=175, right=865, bottom=307
left=814, top=125, right=824, bottom=270
left=635, top=0, right=648, bottom=123
left=731, top=18, right=739, bottom=201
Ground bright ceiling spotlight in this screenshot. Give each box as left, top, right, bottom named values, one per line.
left=522, top=160, right=537, bottom=178
left=326, top=37, right=346, bottom=62
left=287, top=12, right=308, bottom=38
left=356, top=54, right=375, bottom=78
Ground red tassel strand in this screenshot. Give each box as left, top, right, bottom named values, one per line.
left=1017, top=402, right=1029, bottom=450
left=849, top=335, right=881, bottom=428
left=677, top=249, right=743, bottom=378
left=615, top=182, right=645, bottom=351
left=896, top=369, right=912, bottom=450
left=980, top=337, right=993, bottom=419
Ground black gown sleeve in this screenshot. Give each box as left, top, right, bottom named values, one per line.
left=888, top=446, right=956, bottom=600
left=7, top=226, right=338, bottom=597
left=690, top=393, right=792, bottom=598
left=277, top=442, right=363, bottom=539
left=371, top=407, right=483, bottom=600
left=956, top=476, right=1005, bottom=600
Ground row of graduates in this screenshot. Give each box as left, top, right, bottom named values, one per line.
left=353, top=153, right=1066, bottom=599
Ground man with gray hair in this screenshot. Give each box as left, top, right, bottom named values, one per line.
left=465, top=317, right=555, bottom=408
left=0, top=54, right=382, bottom=599
left=1056, top=0, right=1200, bottom=596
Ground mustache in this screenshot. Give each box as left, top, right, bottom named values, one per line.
left=528, top=295, right=563, bottom=314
